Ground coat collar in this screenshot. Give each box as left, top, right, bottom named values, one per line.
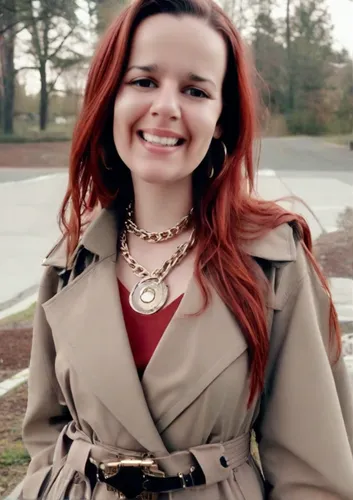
left=43, top=208, right=297, bottom=269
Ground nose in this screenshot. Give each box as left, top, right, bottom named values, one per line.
left=149, top=83, right=181, bottom=121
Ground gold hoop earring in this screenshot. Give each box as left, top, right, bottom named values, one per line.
left=221, top=141, right=228, bottom=164
left=102, top=153, right=112, bottom=170
left=208, top=140, right=227, bottom=179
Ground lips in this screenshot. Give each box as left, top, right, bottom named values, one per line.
left=138, top=130, right=185, bottom=147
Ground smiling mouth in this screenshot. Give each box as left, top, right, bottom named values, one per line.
left=138, top=131, right=185, bottom=147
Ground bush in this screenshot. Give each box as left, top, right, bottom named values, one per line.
left=286, top=110, right=328, bottom=135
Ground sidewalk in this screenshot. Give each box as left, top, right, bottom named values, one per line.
left=0, top=173, right=67, bottom=311
left=257, top=170, right=353, bottom=324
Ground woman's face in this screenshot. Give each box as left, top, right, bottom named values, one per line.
left=113, top=14, right=227, bottom=185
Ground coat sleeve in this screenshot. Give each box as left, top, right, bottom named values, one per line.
left=21, top=267, right=72, bottom=500
left=256, top=243, right=353, bottom=500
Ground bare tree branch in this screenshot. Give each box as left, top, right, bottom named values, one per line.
left=48, top=26, right=75, bottom=61
left=47, top=67, right=65, bottom=94
left=15, top=65, right=39, bottom=72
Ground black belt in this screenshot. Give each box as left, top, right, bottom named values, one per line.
left=88, top=456, right=206, bottom=499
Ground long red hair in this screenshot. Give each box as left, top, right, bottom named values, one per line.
left=60, top=0, right=341, bottom=406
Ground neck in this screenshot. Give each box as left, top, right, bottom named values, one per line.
left=131, top=176, right=193, bottom=232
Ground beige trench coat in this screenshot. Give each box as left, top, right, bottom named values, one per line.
left=21, top=208, right=353, bottom=500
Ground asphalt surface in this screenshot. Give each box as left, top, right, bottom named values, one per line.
left=260, top=137, right=353, bottom=185
left=0, top=137, right=352, bottom=184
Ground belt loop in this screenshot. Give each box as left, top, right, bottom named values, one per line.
left=66, top=439, right=92, bottom=476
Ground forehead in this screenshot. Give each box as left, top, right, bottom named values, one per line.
left=128, top=14, right=227, bottom=82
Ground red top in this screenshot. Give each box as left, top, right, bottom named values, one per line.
left=118, top=280, right=183, bottom=376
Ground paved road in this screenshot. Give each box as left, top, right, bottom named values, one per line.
left=260, top=137, right=353, bottom=185
left=0, top=136, right=352, bottom=183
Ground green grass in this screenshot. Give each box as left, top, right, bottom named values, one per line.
left=0, top=445, right=30, bottom=467
left=0, top=302, right=36, bottom=327
left=323, top=134, right=353, bottom=147
left=0, top=120, right=74, bottom=143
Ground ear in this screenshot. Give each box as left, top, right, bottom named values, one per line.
left=213, top=124, right=222, bottom=140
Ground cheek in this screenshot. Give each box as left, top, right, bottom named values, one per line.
left=113, top=91, right=147, bottom=138
left=195, top=103, right=223, bottom=141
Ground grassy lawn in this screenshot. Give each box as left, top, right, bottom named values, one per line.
left=0, top=303, right=36, bottom=329
left=0, top=384, right=29, bottom=498
left=0, top=120, right=75, bottom=143
left=323, top=134, right=353, bottom=147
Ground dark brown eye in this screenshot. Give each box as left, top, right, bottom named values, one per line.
left=184, top=87, right=208, bottom=98
left=131, top=78, right=157, bottom=88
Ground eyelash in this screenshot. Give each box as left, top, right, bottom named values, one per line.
left=129, top=78, right=210, bottom=99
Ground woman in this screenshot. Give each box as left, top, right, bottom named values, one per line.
left=21, top=0, right=353, bottom=498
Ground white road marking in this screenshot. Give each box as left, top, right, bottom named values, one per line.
left=0, top=172, right=67, bottom=186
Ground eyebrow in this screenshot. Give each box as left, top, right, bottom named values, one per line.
left=126, top=65, right=216, bottom=88
left=126, top=64, right=157, bottom=73
left=187, top=72, right=216, bottom=88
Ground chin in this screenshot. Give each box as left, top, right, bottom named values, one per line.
left=132, top=167, right=187, bottom=186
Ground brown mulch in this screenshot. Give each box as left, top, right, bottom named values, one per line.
left=0, top=142, right=70, bottom=167
left=0, top=384, right=29, bottom=499
left=0, top=329, right=32, bottom=372
left=0, top=328, right=32, bottom=498
left=0, top=371, right=17, bottom=384
left=314, top=230, right=353, bottom=278
left=314, top=207, right=353, bottom=279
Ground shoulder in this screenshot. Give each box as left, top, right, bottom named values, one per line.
left=244, top=221, right=323, bottom=308
left=42, top=207, right=115, bottom=270
left=42, top=235, right=69, bottom=269
left=243, top=221, right=300, bottom=264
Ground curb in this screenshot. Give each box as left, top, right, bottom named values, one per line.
left=0, top=292, right=38, bottom=321
left=0, top=369, right=29, bottom=398
left=0, top=169, right=67, bottom=187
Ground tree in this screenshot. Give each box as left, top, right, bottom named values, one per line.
left=22, top=0, right=84, bottom=130
left=221, top=0, right=254, bottom=34
left=0, top=0, right=17, bottom=133
left=285, top=0, right=335, bottom=133
left=251, top=1, right=287, bottom=115
left=89, top=0, right=127, bottom=34
left=0, top=0, right=57, bottom=134
left=285, top=0, right=294, bottom=111
left=334, top=59, right=353, bottom=134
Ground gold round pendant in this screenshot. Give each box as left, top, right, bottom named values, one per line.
left=129, top=277, right=168, bottom=315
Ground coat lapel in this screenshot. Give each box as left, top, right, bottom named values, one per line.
left=141, top=275, right=248, bottom=434
left=140, top=223, right=298, bottom=434
left=42, top=210, right=168, bottom=454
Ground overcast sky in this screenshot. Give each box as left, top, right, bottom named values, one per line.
left=328, top=0, right=353, bottom=52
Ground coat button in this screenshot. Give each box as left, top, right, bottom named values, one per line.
left=219, top=456, right=228, bottom=468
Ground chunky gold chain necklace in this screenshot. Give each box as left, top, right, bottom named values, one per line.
left=125, top=203, right=193, bottom=242
left=120, top=206, right=195, bottom=315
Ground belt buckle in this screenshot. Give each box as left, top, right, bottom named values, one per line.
left=90, top=456, right=164, bottom=499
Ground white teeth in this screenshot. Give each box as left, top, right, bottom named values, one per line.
left=142, top=132, right=180, bottom=146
